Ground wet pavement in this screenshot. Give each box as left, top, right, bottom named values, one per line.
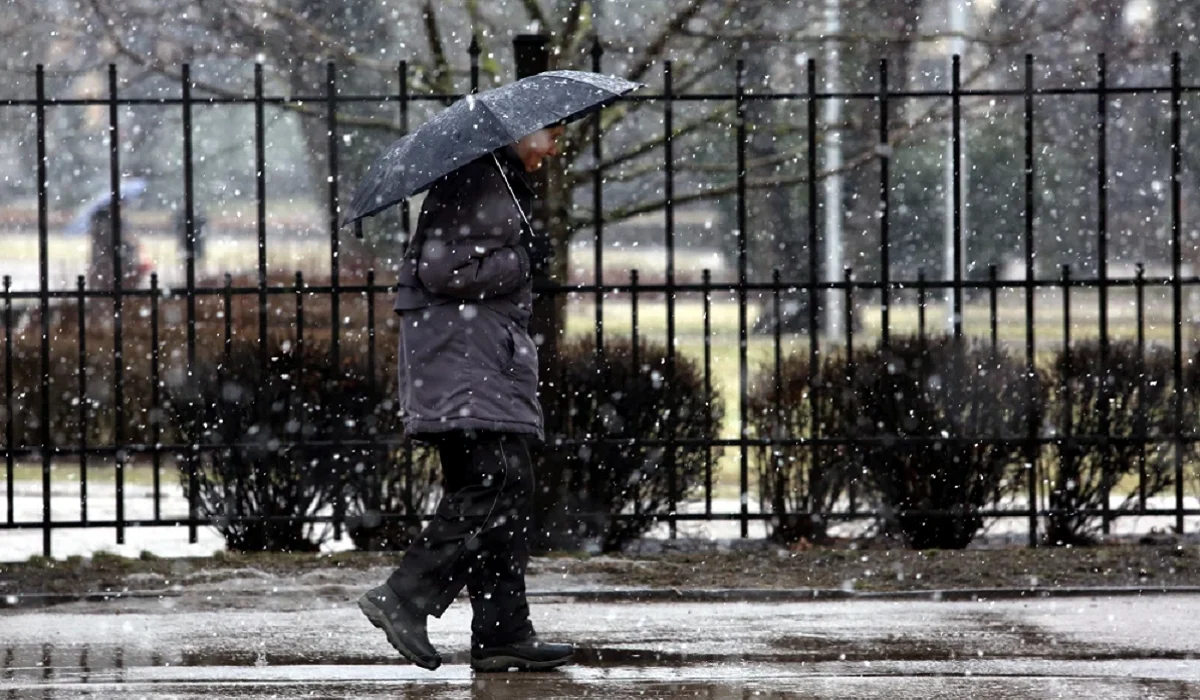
left=2, top=594, right=1199, bottom=698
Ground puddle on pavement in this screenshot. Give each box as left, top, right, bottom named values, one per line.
left=4, top=635, right=1197, bottom=679
left=1, top=644, right=748, bottom=676
left=3, top=675, right=1198, bottom=700
left=4, top=643, right=1200, bottom=700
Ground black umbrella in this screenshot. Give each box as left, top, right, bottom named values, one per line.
left=342, top=70, right=641, bottom=227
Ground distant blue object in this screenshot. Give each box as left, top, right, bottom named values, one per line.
left=63, top=178, right=148, bottom=235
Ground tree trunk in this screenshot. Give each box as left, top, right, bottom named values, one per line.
left=840, top=0, right=922, bottom=285
left=512, top=34, right=579, bottom=552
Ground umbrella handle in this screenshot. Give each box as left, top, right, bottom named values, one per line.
left=491, top=153, right=534, bottom=232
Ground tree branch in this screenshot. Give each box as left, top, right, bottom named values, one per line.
left=558, top=0, right=591, bottom=62
left=625, top=0, right=708, bottom=84
left=589, top=4, right=738, bottom=145
left=566, top=107, right=734, bottom=188
left=422, top=0, right=454, bottom=94
left=254, top=3, right=408, bottom=71
left=573, top=148, right=879, bottom=229
left=85, top=0, right=404, bottom=75
left=593, top=141, right=839, bottom=188
left=82, top=7, right=406, bottom=133
left=570, top=51, right=1015, bottom=232
left=679, top=28, right=1001, bottom=47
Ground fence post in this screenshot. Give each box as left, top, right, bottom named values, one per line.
left=1170, top=51, right=1184, bottom=535
left=878, top=59, right=891, bottom=349
left=664, top=60, right=677, bottom=539
left=1023, top=53, right=1039, bottom=548
left=3, top=276, right=10, bottom=528
left=736, top=59, right=749, bottom=539
left=182, top=63, right=199, bottom=544
left=950, top=55, right=964, bottom=339
left=255, top=64, right=268, bottom=372
left=592, top=37, right=605, bottom=356
left=36, top=65, right=52, bottom=558
left=326, top=61, right=347, bottom=541
left=4, top=276, right=11, bottom=528
left=107, top=63, right=126, bottom=548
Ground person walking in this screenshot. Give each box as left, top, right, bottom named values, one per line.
left=357, top=125, right=574, bottom=673
left=343, top=69, right=639, bottom=673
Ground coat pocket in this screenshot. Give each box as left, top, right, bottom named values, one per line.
left=503, top=324, right=538, bottom=376
left=455, top=304, right=514, bottom=374
left=502, top=324, right=518, bottom=372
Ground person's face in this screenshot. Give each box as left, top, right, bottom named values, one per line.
left=515, top=125, right=565, bottom=172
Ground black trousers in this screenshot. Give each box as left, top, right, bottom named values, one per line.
left=387, top=431, right=536, bottom=648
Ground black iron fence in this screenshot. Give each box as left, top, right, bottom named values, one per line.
left=3, top=39, right=1200, bottom=557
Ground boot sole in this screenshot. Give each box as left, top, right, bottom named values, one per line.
left=470, top=652, right=574, bottom=673
left=357, top=595, right=442, bottom=671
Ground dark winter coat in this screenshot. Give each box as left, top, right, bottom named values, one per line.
left=392, top=146, right=543, bottom=441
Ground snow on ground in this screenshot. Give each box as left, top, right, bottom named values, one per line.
left=1, top=477, right=1197, bottom=562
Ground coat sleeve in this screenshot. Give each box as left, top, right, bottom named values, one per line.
left=414, top=171, right=532, bottom=300
left=417, top=238, right=530, bottom=299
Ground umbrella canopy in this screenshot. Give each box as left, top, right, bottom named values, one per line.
left=342, top=70, right=641, bottom=226
left=64, top=177, right=148, bottom=235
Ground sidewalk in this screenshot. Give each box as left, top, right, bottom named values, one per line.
left=2, top=585, right=1198, bottom=699
left=4, top=549, right=1200, bottom=699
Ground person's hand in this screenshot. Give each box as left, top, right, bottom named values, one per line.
left=524, top=231, right=552, bottom=278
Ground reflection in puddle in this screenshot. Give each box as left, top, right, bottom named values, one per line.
left=3, top=645, right=1198, bottom=700
left=2, top=644, right=773, bottom=676
left=3, top=644, right=122, bottom=686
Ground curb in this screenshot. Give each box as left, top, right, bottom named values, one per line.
left=1, top=589, right=182, bottom=609
left=526, top=586, right=1200, bottom=602
left=6, top=585, right=1200, bottom=610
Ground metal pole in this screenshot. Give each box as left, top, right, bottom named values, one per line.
left=944, top=0, right=969, bottom=331
left=36, top=65, right=51, bottom=557
left=182, top=64, right=199, bottom=543
left=823, top=0, right=843, bottom=340
left=736, top=61, right=750, bottom=538
left=878, top=59, right=891, bottom=347
left=1170, top=52, right=1184, bottom=535
left=950, top=57, right=965, bottom=339
left=664, top=60, right=677, bottom=539
left=255, top=65, right=268, bottom=371
left=1023, top=54, right=1038, bottom=547
left=326, top=61, right=344, bottom=540
left=108, top=64, right=126, bottom=547
left=592, top=38, right=605, bottom=356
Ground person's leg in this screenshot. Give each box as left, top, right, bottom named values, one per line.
left=359, top=434, right=477, bottom=671
left=383, top=434, right=477, bottom=615
left=460, top=435, right=574, bottom=672
left=465, top=433, right=536, bottom=649
left=364, top=430, right=570, bottom=672
left=386, top=431, right=532, bottom=620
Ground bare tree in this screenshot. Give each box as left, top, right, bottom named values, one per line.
left=4, top=0, right=1129, bottom=293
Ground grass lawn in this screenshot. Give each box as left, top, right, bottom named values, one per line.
left=6, top=463, right=164, bottom=488
left=5, top=247, right=1198, bottom=499
left=563, top=296, right=1200, bottom=497
left=564, top=295, right=1196, bottom=427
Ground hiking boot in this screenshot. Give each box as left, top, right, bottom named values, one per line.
left=358, top=584, right=441, bottom=671
left=470, top=635, right=574, bottom=672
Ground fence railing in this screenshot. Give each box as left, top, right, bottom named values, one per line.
left=3, top=42, right=1200, bottom=557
